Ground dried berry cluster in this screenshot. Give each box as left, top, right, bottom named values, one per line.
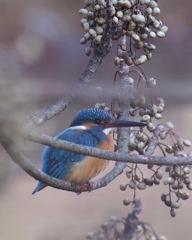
left=161, top=165, right=192, bottom=217
left=127, top=81, right=166, bottom=153
left=79, top=0, right=168, bottom=65
left=121, top=163, right=192, bottom=217
left=122, top=72, right=191, bottom=154
left=157, top=126, right=192, bottom=216
left=120, top=165, right=163, bottom=204
left=116, top=71, right=192, bottom=217
left=94, top=68, right=192, bottom=217
left=95, top=102, right=110, bottom=112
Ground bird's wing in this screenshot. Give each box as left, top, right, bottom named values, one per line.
left=41, top=128, right=102, bottom=179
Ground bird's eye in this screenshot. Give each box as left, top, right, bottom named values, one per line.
left=95, top=119, right=101, bottom=124
left=95, top=119, right=105, bottom=125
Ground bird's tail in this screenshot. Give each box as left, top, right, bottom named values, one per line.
left=32, top=181, right=45, bottom=195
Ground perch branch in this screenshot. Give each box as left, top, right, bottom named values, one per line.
left=24, top=128, right=192, bottom=166
left=1, top=137, right=126, bottom=193
left=1, top=123, right=192, bottom=194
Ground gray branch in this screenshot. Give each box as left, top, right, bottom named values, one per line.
left=24, top=128, right=192, bottom=166
left=25, top=1, right=115, bottom=128
left=1, top=119, right=192, bottom=194
left=1, top=135, right=128, bottom=193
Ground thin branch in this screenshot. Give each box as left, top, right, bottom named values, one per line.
left=2, top=137, right=125, bottom=193
left=25, top=1, right=115, bottom=128
left=1, top=119, right=192, bottom=167
left=1, top=138, right=82, bottom=193
left=22, top=128, right=192, bottom=166
left=144, top=125, right=161, bottom=156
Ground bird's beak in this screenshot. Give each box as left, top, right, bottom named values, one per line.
left=104, top=119, right=147, bottom=128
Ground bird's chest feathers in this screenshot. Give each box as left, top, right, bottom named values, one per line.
left=64, top=128, right=115, bottom=184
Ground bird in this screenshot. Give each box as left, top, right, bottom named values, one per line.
left=32, top=108, right=147, bottom=194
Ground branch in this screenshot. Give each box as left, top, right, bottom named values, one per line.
left=23, top=128, right=192, bottom=166
left=1, top=136, right=128, bottom=193
left=25, top=1, right=115, bottom=128
left=1, top=122, right=192, bottom=194
left=1, top=138, right=81, bottom=193
left=113, top=44, right=136, bottom=187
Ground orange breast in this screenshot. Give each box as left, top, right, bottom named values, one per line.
left=64, top=134, right=115, bottom=184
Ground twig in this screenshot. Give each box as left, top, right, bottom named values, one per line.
left=144, top=125, right=161, bottom=156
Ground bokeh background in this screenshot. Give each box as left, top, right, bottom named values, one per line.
left=0, top=0, right=192, bottom=240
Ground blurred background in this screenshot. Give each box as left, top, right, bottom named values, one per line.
left=0, top=0, right=192, bottom=239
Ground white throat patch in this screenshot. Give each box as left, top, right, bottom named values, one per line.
left=70, top=125, right=113, bottom=134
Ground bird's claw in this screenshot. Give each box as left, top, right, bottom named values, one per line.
left=77, top=181, right=93, bottom=194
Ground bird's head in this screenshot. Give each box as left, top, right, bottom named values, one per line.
left=70, top=108, right=147, bottom=129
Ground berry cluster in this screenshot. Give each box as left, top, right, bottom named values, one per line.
left=93, top=72, right=192, bottom=217
left=161, top=165, right=192, bottom=217
left=120, top=160, right=192, bottom=218
left=127, top=83, right=166, bottom=153
left=79, top=0, right=168, bottom=65
left=95, top=102, right=110, bottom=112
left=120, top=165, right=163, bottom=204
left=114, top=69, right=192, bottom=216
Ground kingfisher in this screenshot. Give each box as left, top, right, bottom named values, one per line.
left=32, top=108, right=146, bottom=194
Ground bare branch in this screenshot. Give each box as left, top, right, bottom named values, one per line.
left=144, top=125, right=161, bottom=156
left=24, top=128, right=192, bottom=166
left=25, top=1, right=115, bottom=128
left=2, top=137, right=124, bottom=193
left=1, top=138, right=82, bottom=193
left=1, top=121, right=192, bottom=194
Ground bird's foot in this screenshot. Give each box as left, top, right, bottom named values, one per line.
left=86, top=181, right=93, bottom=192
left=77, top=181, right=93, bottom=194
